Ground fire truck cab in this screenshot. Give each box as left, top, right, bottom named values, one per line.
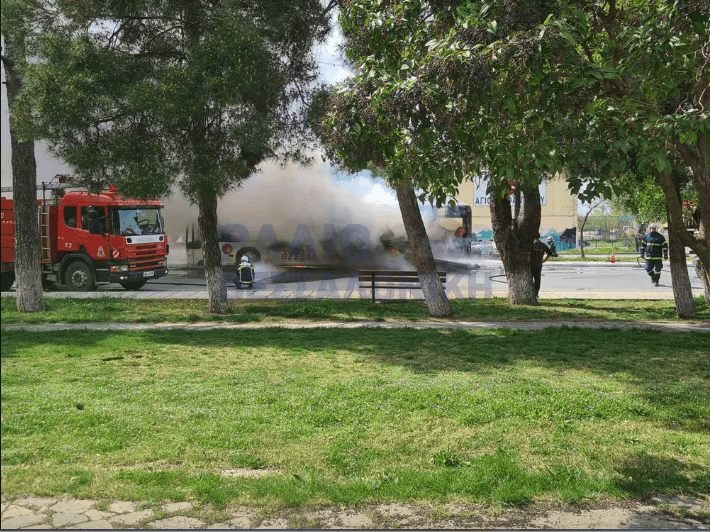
left=1, top=181, right=169, bottom=292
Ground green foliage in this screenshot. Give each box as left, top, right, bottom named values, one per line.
left=17, top=0, right=332, bottom=201
left=318, top=0, right=708, bottom=205
left=611, top=173, right=667, bottom=223
left=611, top=167, right=698, bottom=223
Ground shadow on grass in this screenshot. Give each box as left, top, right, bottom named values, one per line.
left=532, top=301, right=692, bottom=321
left=5, top=295, right=709, bottom=326
left=3, top=326, right=709, bottom=504
left=3, top=326, right=708, bottom=430
left=615, top=453, right=710, bottom=497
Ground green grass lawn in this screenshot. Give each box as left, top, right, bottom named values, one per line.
left=2, top=324, right=708, bottom=511
left=2, top=297, right=709, bottom=325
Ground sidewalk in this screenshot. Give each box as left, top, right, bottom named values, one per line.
left=3, top=319, right=709, bottom=333
left=2, top=493, right=708, bottom=529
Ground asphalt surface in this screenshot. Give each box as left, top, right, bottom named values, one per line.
left=1, top=257, right=705, bottom=301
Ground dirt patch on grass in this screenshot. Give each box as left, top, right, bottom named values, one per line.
left=265, top=496, right=709, bottom=529
left=219, top=468, right=281, bottom=478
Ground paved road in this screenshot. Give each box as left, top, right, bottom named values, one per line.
left=2, top=258, right=704, bottom=300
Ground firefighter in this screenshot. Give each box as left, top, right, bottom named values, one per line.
left=236, top=256, right=255, bottom=289
left=86, top=205, right=101, bottom=234
left=531, top=234, right=558, bottom=299
left=546, top=236, right=558, bottom=257
left=453, top=226, right=467, bottom=252
left=640, top=224, right=668, bottom=286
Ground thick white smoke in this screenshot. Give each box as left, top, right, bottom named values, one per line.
left=162, top=160, right=410, bottom=267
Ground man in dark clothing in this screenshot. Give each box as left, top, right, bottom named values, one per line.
left=86, top=205, right=101, bottom=234
left=640, top=224, right=668, bottom=286
left=531, top=235, right=558, bottom=298
left=546, top=236, right=558, bottom=257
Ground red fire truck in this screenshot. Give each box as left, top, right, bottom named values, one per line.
left=1, top=178, right=169, bottom=291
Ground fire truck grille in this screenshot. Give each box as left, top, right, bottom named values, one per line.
left=126, top=243, right=165, bottom=271
left=129, top=243, right=162, bottom=258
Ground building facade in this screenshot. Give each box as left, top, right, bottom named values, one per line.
left=454, top=174, right=578, bottom=235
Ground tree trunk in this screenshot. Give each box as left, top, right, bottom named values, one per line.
left=672, top=76, right=710, bottom=305
left=3, top=40, right=45, bottom=312
left=579, top=211, right=593, bottom=258
left=667, top=210, right=696, bottom=318
left=694, top=257, right=710, bottom=304
left=198, top=190, right=228, bottom=313
left=657, top=163, right=710, bottom=307
left=489, top=184, right=541, bottom=305
left=394, top=182, right=452, bottom=317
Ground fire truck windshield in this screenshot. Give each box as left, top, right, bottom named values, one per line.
left=110, top=207, right=164, bottom=236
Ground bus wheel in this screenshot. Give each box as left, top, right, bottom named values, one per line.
left=120, top=280, right=147, bottom=290
left=65, top=261, right=97, bottom=292
left=1, top=272, right=15, bottom=291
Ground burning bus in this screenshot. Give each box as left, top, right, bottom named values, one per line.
left=184, top=222, right=376, bottom=269
left=183, top=206, right=483, bottom=271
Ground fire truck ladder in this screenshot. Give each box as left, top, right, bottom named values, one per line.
left=1, top=183, right=63, bottom=274
left=38, top=179, right=72, bottom=274
left=39, top=202, right=53, bottom=273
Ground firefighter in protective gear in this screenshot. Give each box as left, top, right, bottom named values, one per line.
left=640, top=224, right=668, bottom=286
left=453, top=226, right=467, bottom=252
left=546, top=236, right=558, bottom=257
left=531, top=234, right=558, bottom=299
left=236, top=256, right=255, bottom=289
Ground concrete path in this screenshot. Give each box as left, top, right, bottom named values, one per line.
left=2, top=494, right=708, bottom=529
left=3, top=319, right=710, bottom=333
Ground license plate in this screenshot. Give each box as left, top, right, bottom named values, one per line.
left=143, top=271, right=155, bottom=277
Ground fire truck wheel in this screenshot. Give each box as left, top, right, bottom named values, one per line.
left=1, top=272, right=15, bottom=291
left=65, top=261, right=97, bottom=292
left=120, top=280, right=147, bottom=290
